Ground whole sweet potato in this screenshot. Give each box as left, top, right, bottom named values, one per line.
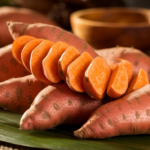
left=74, top=84, right=150, bottom=139
left=0, top=44, right=29, bottom=81
left=95, top=46, right=150, bottom=80
left=20, top=82, right=102, bottom=130
left=0, top=75, right=48, bottom=113
left=7, top=21, right=97, bottom=58
left=0, top=6, right=58, bottom=47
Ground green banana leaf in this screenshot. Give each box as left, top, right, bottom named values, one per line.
left=0, top=108, right=150, bottom=150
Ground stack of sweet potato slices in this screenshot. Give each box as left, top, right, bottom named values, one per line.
left=12, top=35, right=149, bottom=100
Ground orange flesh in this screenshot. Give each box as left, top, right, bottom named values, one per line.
left=21, top=39, right=44, bottom=72
left=126, top=68, right=149, bottom=94
left=117, top=58, right=133, bottom=84
left=87, top=56, right=111, bottom=99
left=107, top=62, right=128, bottom=98
left=42, top=41, right=69, bottom=83
left=67, top=52, right=93, bottom=92
left=30, top=40, right=54, bottom=83
left=58, top=46, right=80, bottom=80
left=12, top=35, right=36, bottom=64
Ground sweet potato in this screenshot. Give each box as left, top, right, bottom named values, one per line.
left=0, top=6, right=57, bottom=47
left=95, top=46, right=150, bottom=80
left=107, top=62, right=128, bottom=98
left=19, top=82, right=102, bottom=130
left=108, top=58, right=133, bottom=84
left=7, top=21, right=98, bottom=58
left=116, top=58, right=133, bottom=84
left=12, top=35, right=36, bottom=64
left=126, top=68, right=149, bottom=94
left=0, top=44, right=29, bottom=82
left=42, top=41, right=69, bottom=83
left=58, top=46, right=80, bottom=81
left=66, top=52, right=93, bottom=92
left=83, top=56, right=111, bottom=100
left=0, top=75, right=48, bottom=114
left=30, top=40, right=54, bottom=83
left=74, top=84, right=150, bottom=139
left=21, top=39, right=44, bottom=72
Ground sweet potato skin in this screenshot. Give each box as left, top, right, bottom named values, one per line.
left=20, top=82, right=102, bottom=130
left=0, top=6, right=57, bottom=47
left=7, top=22, right=98, bottom=58
left=74, top=84, right=150, bottom=139
left=0, top=75, right=48, bottom=114
left=0, top=44, right=29, bottom=82
left=95, top=47, right=150, bottom=80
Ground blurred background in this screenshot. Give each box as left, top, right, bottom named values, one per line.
left=1, top=0, right=150, bottom=51
left=1, top=0, right=150, bottom=30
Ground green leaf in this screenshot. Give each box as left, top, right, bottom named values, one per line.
left=0, top=108, right=150, bottom=150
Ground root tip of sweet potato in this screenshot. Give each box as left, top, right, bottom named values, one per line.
left=74, top=130, right=84, bottom=138
left=19, top=125, right=24, bottom=130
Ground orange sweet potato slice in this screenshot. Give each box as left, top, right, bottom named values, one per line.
left=126, top=68, right=149, bottom=94
left=107, top=62, right=128, bottom=98
left=108, top=58, right=133, bottom=84
left=12, top=35, right=36, bottom=64
left=42, top=41, right=69, bottom=83
left=83, top=56, right=111, bottom=99
left=66, top=52, right=93, bottom=92
left=58, top=46, right=80, bottom=80
left=116, top=58, right=133, bottom=84
left=21, top=39, right=44, bottom=72
left=30, top=40, right=54, bottom=83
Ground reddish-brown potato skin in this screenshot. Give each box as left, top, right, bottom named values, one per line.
left=7, top=22, right=98, bottom=58
left=20, top=82, right=102, bottom=130
left=74, top=84, right=150, bottom=139
left=0, top=75, right=48, bottom=114
left=95, top=47, right=150, bottom=80
left=0, top=44, right=29, bottom=82
left=0, top=6, right=58, bottom=47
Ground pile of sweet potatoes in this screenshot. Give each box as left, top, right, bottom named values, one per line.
left=1, top=21, right=150, bottom=140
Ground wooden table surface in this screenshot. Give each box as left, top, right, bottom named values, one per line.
left=0, top=141, right=49, bottom=150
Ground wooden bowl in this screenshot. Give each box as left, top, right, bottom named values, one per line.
left=70, top=7, right=150, bottom=50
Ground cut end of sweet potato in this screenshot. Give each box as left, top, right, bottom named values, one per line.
left=12, top=35, right=36, bottom=64
left=58, top=46, right=80, bottom=81
left=42, top=41, right=69, bottom=83
left=83, top=56, right=111, bottom=99
left=30, top=40, right=54, bottom=83
left=67, top=52, right=93, bottom=92
left=126, top=68, right=149, bottom=94
left=107, top=62, right=128, bottom=98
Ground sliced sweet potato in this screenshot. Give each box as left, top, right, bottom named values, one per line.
left=108, top=58, right=133, bottom=84
left=58, top=46, right=80, bottom=80
left=42, top=41, right=69, bottom=83
left=83, top=56, right=111, bottom=99
left=12, top=35, right=36, bottom=64
left=7, top=22, right=98, bottom=58
left=30, top=40, right=54, bottom=83
left=66, top=52, right=93, bottom=92
left=21, top=39, right=44, bottom=72
left=126, top=68, right=149, bottom=94
left=107, top=62, right=128, bottom=98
